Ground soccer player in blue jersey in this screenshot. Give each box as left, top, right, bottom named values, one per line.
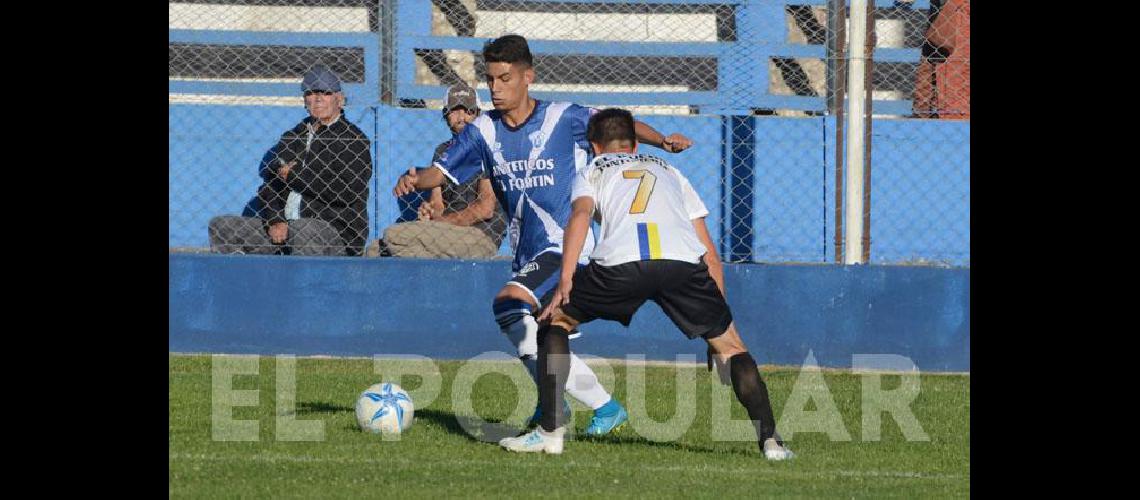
left=394, top=35, right=693, bottom=435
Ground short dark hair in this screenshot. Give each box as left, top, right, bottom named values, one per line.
left=587, top=108, right=636, bottom=146
left=483, top=34, right=534, bottom=67
left=442, top=105, right=479, bottom=118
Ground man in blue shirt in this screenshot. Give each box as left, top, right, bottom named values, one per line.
left=394, top=35, right=693, bottom=435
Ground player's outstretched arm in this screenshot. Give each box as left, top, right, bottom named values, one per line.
left=633, top=120, right=693, bottom=153
left=393, top=166, right=447, bottom=196
left=540, top=197, right=595, bottom=321
left=692, top=216, right=726, bottom=297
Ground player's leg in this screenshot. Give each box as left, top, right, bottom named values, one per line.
left=704, top=325, right=791, bottom=460
left=653, top=260, right=792, bottom=460
left=494, top=283, right=617, bottom=420
left=492, top=284, right=542, bottom=381
left=494, top=255, right=617, bottom=416
left=498, top=310, right=575, bottom=454
left=502, top=300, right=596, bottom=453
left=502, top=261, right=649, bottom=453
left=543, top=261, right=651, bottom=436
left=538, top=310, right=579, bottom=431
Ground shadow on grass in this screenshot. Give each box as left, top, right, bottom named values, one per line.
left=297, top=399, right=765, bottom=458
left=414, top=408, right=760, bottom=457
left=295, top=401, right=354, bottom=415
left=577, top=431, right=758, bottom=458
left=416, top=408, right=527, bottom=444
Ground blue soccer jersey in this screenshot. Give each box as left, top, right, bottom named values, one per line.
left=434, top=100, right=597, bottom=272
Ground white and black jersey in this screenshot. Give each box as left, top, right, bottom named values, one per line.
left=572, top=153, right=709, bottom=267
left=552, top=152, right=731, bottom=340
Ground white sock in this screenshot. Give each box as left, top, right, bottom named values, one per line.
left=565, top=353, right=612, bottom=410
left=498, top=308, right=541, bottom=383
left=498, top=309, right=612, bottom=410
left=519, top=354, right=539, bottom=382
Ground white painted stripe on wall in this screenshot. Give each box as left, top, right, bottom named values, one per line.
left=480, top=83, right=691, bottom=93
left=473, top=12, right=717, bottom=42
left=169, top=3, right=371, bottom=32
left=169, top=94, right=303, bottom=106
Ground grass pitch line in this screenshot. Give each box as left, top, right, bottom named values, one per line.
left=168, top=452, right=963, bottom=481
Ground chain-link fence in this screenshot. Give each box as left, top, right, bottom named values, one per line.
left=169, top=0, right=969, bottom=266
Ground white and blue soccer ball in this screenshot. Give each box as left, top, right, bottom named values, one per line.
left=355, top=382, right=414, bottom=434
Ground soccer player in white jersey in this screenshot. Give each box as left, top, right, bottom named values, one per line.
left=393, top=35, right=694, bottom=434
left=500, top=108, right=794, bottom=460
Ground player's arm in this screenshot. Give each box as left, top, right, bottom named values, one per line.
left=561, top=197, right=595, bottom=281
left=393, top=166, right=448, bottom=196
left=676, top=166, right=722, bottom=295
left=539, top=196, right=594, bottom=321
left=692, top=217, right=725, bottom=297
left=395, top=122, right=487, bottom=196
left=435, top=178, right=497, bottom=226
left=633, top=120, right=693, bottom=153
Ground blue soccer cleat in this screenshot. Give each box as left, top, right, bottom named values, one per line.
left=585, top=398, right=628, bottom=436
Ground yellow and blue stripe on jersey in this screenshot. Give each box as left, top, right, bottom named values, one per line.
left=636, top=222, right=662, bottom=260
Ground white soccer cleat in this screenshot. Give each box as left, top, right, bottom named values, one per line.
left=763, top=438, right=795, bottom=461
left=499, top=427, right=565, bottom=454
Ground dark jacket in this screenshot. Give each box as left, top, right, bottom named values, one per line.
left=259, top=112, right=372, bottom=255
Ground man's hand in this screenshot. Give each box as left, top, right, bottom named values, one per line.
left=277, top=161, right=296, bottom=180
left=661, top=133, right=692, bottom=153
left=417, top=202, right=438, bottom=221
left=393, top=168, right=419, bottom=196
left=267, top=221, right=289, bottom=244
left=538, top=277, right=573, bottom=322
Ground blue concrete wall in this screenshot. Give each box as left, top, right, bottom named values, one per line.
left=169, top=254, right=969, bottom=371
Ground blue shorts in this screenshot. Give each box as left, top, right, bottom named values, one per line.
left=505, top=252, right=565, bottom=308
left=504, top=252, right=582, bottom=338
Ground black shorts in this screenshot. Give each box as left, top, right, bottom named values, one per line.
left=554, top=259, right=733, bottom=340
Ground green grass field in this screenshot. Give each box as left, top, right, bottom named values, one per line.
left=169, top=354, right=969, bottom=498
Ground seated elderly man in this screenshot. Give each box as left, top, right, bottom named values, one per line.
left=209, top=65, right=373, bottom=256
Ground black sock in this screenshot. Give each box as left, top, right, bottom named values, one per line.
left=538, top=324, right=571, bottom=432
left=728, top=352, right=778, bottom=448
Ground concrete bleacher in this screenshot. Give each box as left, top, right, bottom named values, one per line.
left=169, top=0, right=931, bottom=114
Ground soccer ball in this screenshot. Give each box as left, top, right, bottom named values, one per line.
left=355, top=382, right=414, bottom=434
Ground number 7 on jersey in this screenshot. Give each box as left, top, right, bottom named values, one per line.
left=622, top=170, right=657, bottom=214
